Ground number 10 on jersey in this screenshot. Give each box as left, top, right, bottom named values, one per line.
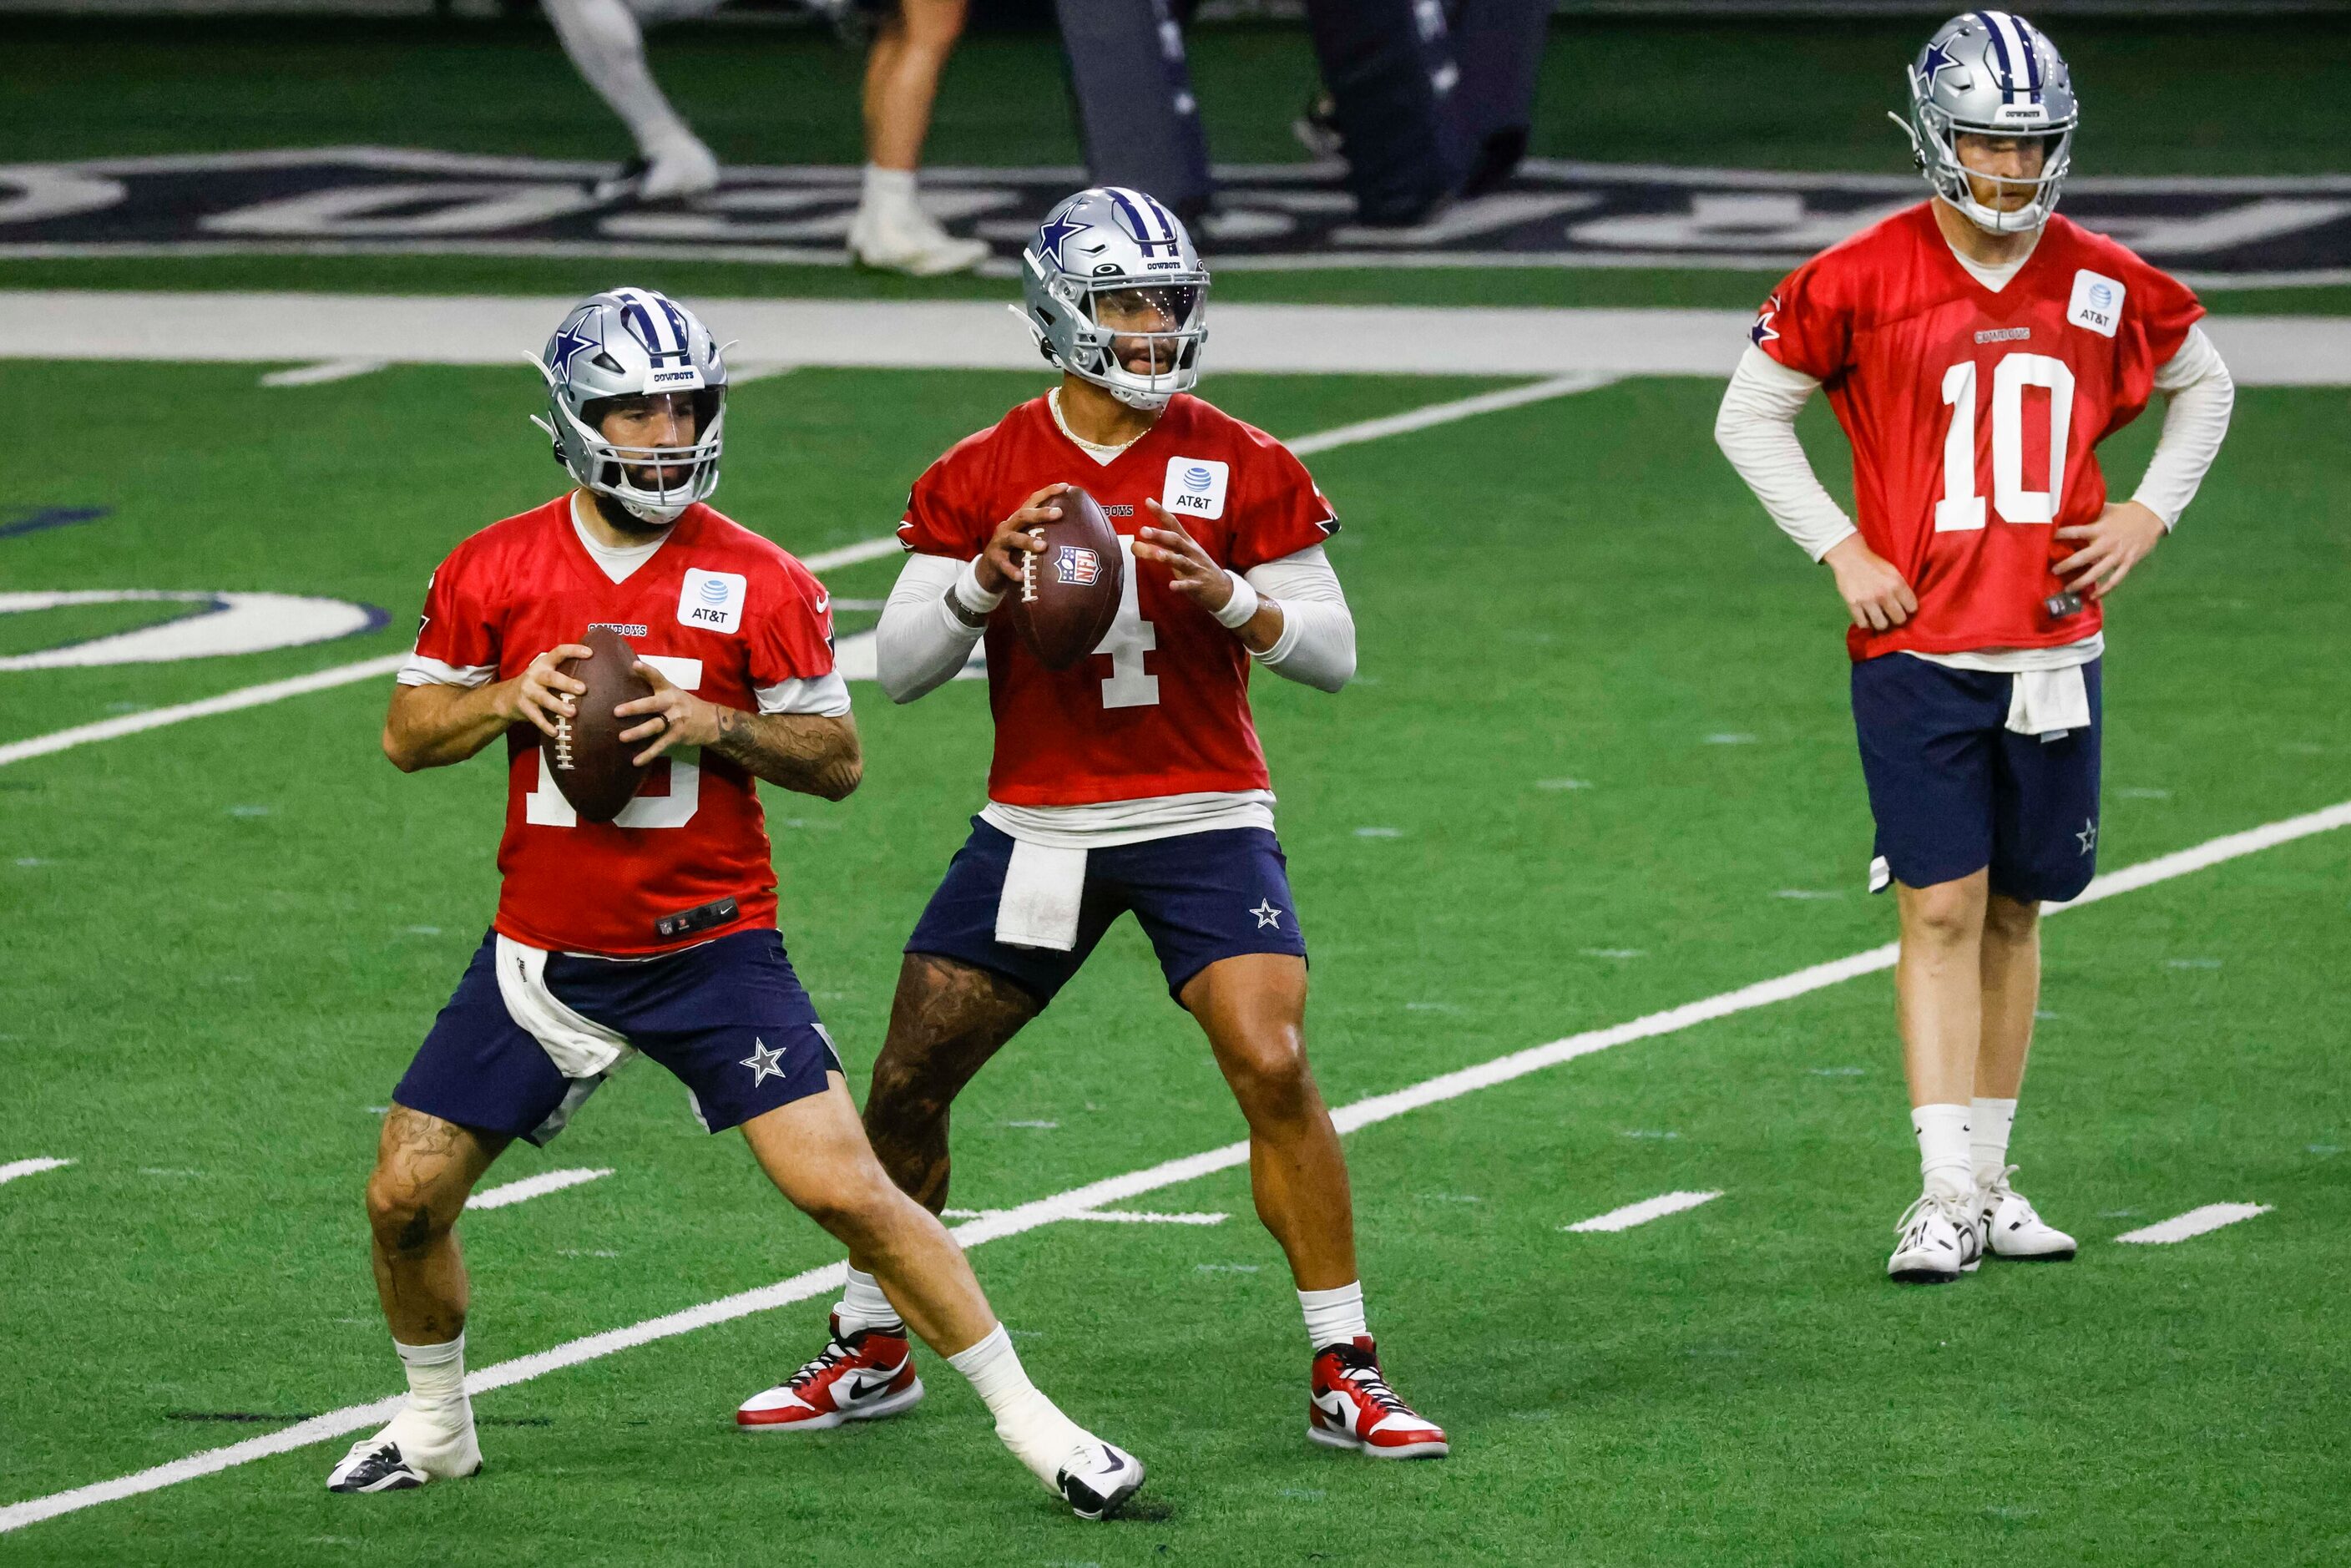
left=1936, top=352, right=2077, bottom=533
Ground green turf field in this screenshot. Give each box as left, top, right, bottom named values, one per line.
left=3, top=353, right=2347, bottom=1562
left=3, top=8, right=2348, bottom=1561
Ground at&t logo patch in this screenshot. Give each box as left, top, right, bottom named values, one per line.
left=2066, top=269, right=2126, bottom=338
left=1054, top=545, right=1102, bottom=586
left=676, top=568, right=746, bottom=634
left=1161, top=457, right=1231, bottom=521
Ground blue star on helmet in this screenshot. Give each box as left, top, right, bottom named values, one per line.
left=1034, top=211, right=1088, bottom=270
left=548, top=311, right=603, bottom=382
left=1918, top=36, right=1965, bottom=90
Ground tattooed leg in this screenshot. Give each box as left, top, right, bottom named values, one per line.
left=365, top=1106, right=508, bottom=1344
left=857, top=954, right=1041, bottom=1220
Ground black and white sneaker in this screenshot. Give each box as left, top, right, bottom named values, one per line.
left=1056, top=1439, right=1145, bottom=1521
left=1978, top=1166, right=2079, bottom=1261
left=326, top=1419, right=482, bottom=1493
left=1887, top=1191, right=1984, bottom=1283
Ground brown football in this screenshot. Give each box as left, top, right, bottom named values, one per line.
left=1005, top=484, right=1125, bottom=670
left=548, top=625, right=655, bottom=823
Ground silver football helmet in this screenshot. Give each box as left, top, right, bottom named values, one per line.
left=1894, top=11, right=2079, bottom=235
left=529, top=286, right=727, bottom=524
left=1018, top=186, right=1210, bottom=412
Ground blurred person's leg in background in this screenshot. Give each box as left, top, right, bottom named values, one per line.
left=851, top=0, right=989, bottom=275
left=547, top=0, right=722, bottom=201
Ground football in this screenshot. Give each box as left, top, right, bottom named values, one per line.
left=548, top=625, right=655, bottom=823
left=1006, top=484, right=1125, bottom=670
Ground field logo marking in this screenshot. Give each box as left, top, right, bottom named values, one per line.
left=3, top=796, right=2345, bottom=1535
left=0, top=590, right=387, bottom=671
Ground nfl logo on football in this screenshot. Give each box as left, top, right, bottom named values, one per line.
left=1055, top=545, right=1102, bottom=587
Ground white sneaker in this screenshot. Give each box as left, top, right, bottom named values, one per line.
left=847, top=198, right=990, bottom=276
left=1055, top=1437, right=1145, bottom=1521
left=1887, top=1190, right=1983, bottom=1283
left=596, top=140, right=720, bottom=203
left=326, top=1409, right=482, bottom=1493
left=1977, top=1166, right=2079, bottom=1262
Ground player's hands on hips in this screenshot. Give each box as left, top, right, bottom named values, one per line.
left=616, top=660, right=722, bottom=766
left=973, top=483, right=1068, bottom=594
left=1135, top=501, right=1236, bottom=616
left=502, top=644, right=593, bottom=739
left=1823, top=534, right=1918, bottom=632
left=2055, top=500, right=2166, bottom=599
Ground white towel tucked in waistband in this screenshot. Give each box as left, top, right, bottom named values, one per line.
left=494, top=933, right=636, bottom=1080
left=2005, top=665, right=2092, bottom=741
left=995, top=840, right=1087, bottom=952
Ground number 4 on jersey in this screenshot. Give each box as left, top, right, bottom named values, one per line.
left=1937, top=351, right=2077, bottom=532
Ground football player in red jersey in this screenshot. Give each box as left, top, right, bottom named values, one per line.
left=332, top=287, right=1145, bottom=1520
left=1715, top=13, right=2234, bottom=1282
left=737, top=189, right=1447, bottom=1460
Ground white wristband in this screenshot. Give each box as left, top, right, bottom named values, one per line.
left=950, top=556, right=1005, bottom=623
left=1213, top=569, right=1260, bottom=629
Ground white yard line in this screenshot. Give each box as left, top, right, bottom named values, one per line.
left=0, top=377, right=1604, bottom=771
left=258, top=358, right=387, bottom=388
left=1287, top=373, right=1618, bottom=454
left=4, top=795, right=2343, bottom=1536
left=0, top=1157, right=74, bottom=1187
left=943, top=1206, right=1229, bottom=1226
left=1563, top=1190, right=1722, bottom=1233
left=465, top=1168, right=614, bottom=1212
left=0, top=654, right=407, bottom=769
left=7, top=291, right=2345, bottom=386
left=2113, top=1203, right=2274, bottom=1245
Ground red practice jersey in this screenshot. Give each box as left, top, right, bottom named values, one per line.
left=1754, top=204, right=2202, bottom=660
left=407, top=496, right=840, bottom=956
left=897, top=393, right=1338, bottom=806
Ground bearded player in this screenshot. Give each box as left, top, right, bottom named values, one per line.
left=1713, top=13, right=2233, bottom=1282
left=331, top=286, right=1145, bottom=1520
left=735, top=189, right=1447, bottom=1459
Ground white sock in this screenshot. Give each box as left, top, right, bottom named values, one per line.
left=834, top=1266, right=902, bottom=1335
left=392, top=1333, right=471, bottom=1440
left=862, top=163, right=920, bottom=214
left=1911, top=1103, right=1974, bottom=1203
left=1971, top=1096, right=2019, bottom=1188
left=947, top=1324, right=1089, bottom=1493
left=1298, top=1282, right=1368, bottom=1353
left=545, top=0, right=701, bottom=159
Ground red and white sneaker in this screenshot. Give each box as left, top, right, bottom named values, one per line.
left=1307, top=1338, right=1449, bottom=1460
left=736, top=1313, right=924, bottom=1432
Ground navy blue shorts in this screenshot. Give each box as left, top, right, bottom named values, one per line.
left=904, top=819, right=1308, bottom=1005
left=393, top=928, right=842, bottom=1146
left=1852, top=654, right=2102, bottom=903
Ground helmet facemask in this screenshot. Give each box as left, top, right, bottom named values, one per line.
left=1913, top=106, right=2074, bottom=235
left=1035, top=266, right=1207, bottom=412
left=553, top=387, right=726, bottom=526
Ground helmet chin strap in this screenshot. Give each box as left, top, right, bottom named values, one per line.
left=591, top=488, right=684, bottom=531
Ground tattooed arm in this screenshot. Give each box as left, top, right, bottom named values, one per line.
left=613, top=662, right=864, bottom=802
